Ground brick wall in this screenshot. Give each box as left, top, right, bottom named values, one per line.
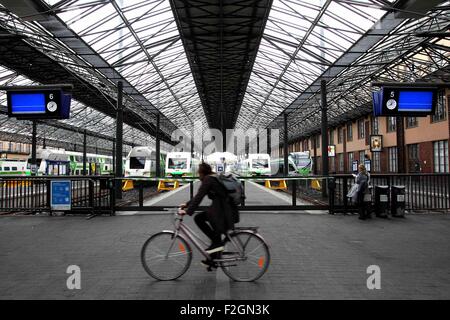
left=380, top=148, right=388, bottom=172
left=419, top=141, right=433, bottom=173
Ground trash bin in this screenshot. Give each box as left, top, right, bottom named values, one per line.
left=391, top=185, right=406, bottom=218
left=374, top=185, right=389, bottom=218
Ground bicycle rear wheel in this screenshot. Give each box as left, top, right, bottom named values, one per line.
left=141, top=231, right=192, bottom=281
left=219, top=230, right=270, bottom=282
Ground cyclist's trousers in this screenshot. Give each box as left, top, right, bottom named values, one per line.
left=194, top=211, right=222, bottom=244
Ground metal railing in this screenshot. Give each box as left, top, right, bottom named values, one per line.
left=0, top=176, right=113, bottom=215
left=113, top=176, right=334, bottom=212
left=332, top=173, right=450, bottom=213
left=0, top=173, right=448, bottom=215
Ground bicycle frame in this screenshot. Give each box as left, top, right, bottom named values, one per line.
left=163, top=212, right=246, bottom=261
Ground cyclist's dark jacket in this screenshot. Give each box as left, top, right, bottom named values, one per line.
left=186, top=175, right=235, bottom=234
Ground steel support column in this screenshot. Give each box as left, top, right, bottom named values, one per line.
left=155, top=113, right=161, bottom=178
left=190, top=129, right=194, bottom=157
left=313, top=137, right=317, bottom=175
left=321, top=80, right=329, bottom=197
left=257, top=132, right=260, bottom=154
left=284, top=112, right=289, bottom=176
left=112, top=138, right=116, bottom=176
left=396, top=116, right=406, bottom=173
left=31, top=121, right=37, bottom=174
left=83, top=129, right=87, bottom=175
left=115, top=81, right=123, bottom=199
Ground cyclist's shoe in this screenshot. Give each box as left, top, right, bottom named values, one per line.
left=205, top=242, right=224, bottom=255
left=201, top=259, right=217, bottom=271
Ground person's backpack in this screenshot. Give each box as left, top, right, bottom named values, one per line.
left=214, top=173, right=245, bottom=205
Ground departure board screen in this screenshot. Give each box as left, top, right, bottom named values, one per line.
left=10, top=93, right=46, bottom=114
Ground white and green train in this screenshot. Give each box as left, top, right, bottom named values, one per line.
left=289, top=151, right=313, bottom=176
left=269, top=157, right=299, bottom=176
left=66, top=151, right=115, bottom=175
left=0, top=159, right=31, bottom=176
left=35, top=148, right=119, bottom=175
left=165, top=152, right=200, bottom=177
left=124, top=146, right=167, bottom=178
left=234, top=153, right=271, bottom=177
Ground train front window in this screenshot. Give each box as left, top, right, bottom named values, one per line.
left=168, top=158, right=187, bottom=169
left=130, top=157, right=146, bottom=169
left=252, top=159, right=268, bottom=168
left=294, top=158, right=311, bottom=168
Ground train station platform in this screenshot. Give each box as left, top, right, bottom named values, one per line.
left=117, top=180, right=325, bottom=215
left=1, top=212, right=449, bottom=299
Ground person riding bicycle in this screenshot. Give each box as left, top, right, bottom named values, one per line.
left=179, top=163, right=237, bottom=268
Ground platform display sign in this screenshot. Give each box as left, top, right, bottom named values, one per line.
left=372, top=86, right=437, bottom=117
left=370, top=135, right=383, bottom=152
left=327, top=145, right=336, bottom=157
left=364, top=159, right=371, bottom=172
left=7, top=89, right=71, bottom=120
left=51, top=180, right=71, bottom=210
left=352, top=160, right=359, bottom=173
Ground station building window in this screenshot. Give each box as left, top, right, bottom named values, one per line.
left=346, top=123, right=353, bottom=141
left=329, top=128, right=334, bottom=145
left=406, top=117, right=418, bottom=128
left=387, top=117, right=396, bottom=132
left=338, top=127, right=344, bottom=144
left=359, top=150, right=365, bottom=164
left=338, top=153, right=344, bottom=172
left=313, top=135, right=320, bottom=149
left=371, top=117, right=379, bottom=135
left=357, top=120, right=365, bottom=139
left=407, top=144, right=420, bottom=172
left=372, top=152, right=381, bottom=172
left=329, top=156, right=336, bottom=173
left=303, top=139, right=309, bottom=150
left=348, top=152, right=354, bottom=172
left=431, top=91, right=447, bottom=123
left=433, top=140, right=448, bottom=173
left=388, top=147, right=398, bottom=172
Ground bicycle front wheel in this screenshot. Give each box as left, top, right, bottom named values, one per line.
left=219, top=230, right=270, bottom=282
left=141, top=231, right=192, bottom=281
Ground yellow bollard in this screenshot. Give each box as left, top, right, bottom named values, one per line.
left=265, top=179, right=287, bottom=190
left=157, top=180, right=180, bottom=192
left=122, top=179, right=134, bottom=191
left=311, top=179, right=321, bottom=191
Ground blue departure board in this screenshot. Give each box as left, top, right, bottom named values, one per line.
left=398, top=91, right=434, bottom=112
left=10, top=93, right=46, bottom=114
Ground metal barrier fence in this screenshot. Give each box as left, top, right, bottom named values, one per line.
left=0, top=176, right=113, bottom=215
left=332, top=173, right=450, bottom=213
left=113, top=176, right=334, bottom=213
left=0, top=174, right=448, bottom=215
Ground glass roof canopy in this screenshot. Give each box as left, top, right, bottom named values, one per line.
left=236, top=0, right=396, bottom=129
left=0, top=0, right=448, bottom=149
left=47, top=0, right=208, bottom=130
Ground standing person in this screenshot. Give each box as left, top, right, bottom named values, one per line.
left=179, top=163, right=235, bottom=268
left=356, top=164, right=370, bottom=220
